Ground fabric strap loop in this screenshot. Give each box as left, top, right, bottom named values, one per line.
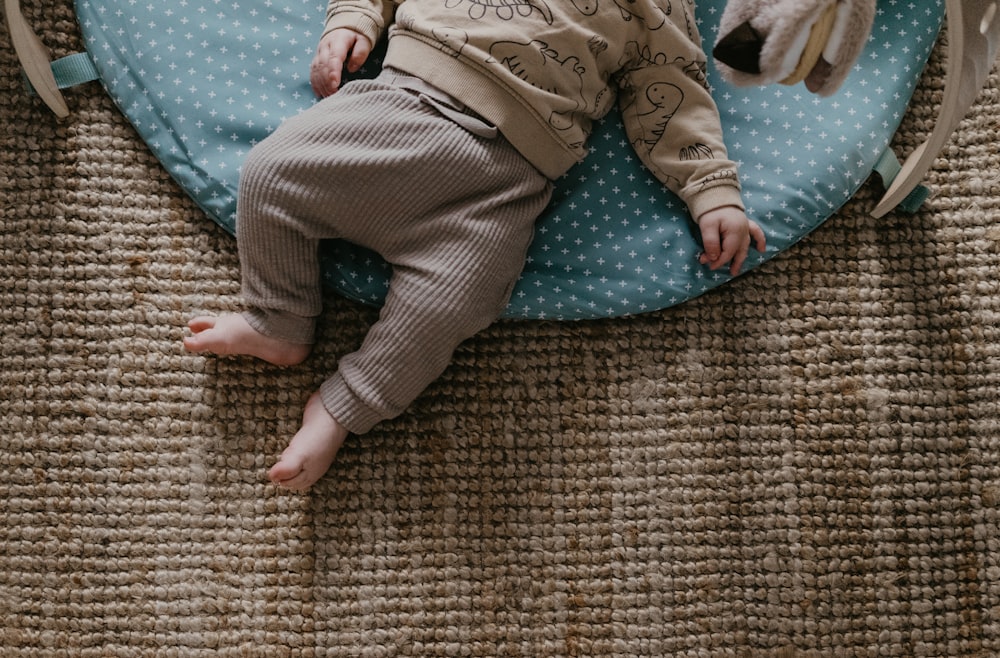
left=22, top=52, right=99, bottom=94
left=873, top=149, right=931, bottom=214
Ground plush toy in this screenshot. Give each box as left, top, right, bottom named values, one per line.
left=712, top=0, right=877, bottom=96
left=713, top=0, right=1000, bottom=216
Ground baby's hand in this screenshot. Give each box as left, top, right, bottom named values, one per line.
left=697, top=205, right=767, bottom=276
left=311, top=29, right=373, bottom=98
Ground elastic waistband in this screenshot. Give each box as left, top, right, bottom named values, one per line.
left=379, top=67, right=459, bottom=107
left=379, top=67, right=497, bottom=139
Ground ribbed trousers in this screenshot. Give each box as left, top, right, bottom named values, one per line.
left=236, top=70, right=552, bottom=434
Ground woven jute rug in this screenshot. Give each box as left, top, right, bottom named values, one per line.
left=3, top=2, right=1000, bottom=657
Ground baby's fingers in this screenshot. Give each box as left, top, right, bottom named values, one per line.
left=311, top=52, right=343, bottom=97
left=722, top=220, right=766, bottom=275
left=310, top=30, right=372, bottom=98
left=346, top=37, right=372, bottom=73
left=716, top=231, right=749, bottom=275
left=749, top=219, right=767, bottom=253
left=727, top=235, right=751, bottom=276
left=699, top=230, right=722, bottom=267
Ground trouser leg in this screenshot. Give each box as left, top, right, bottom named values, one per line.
left=235, top=71, right=552, bottom=432
left=236, top=126, right=329, bottom=344
left=321, top=159, right=551, bottom=433
left=235, top=74, right=460, bottom=344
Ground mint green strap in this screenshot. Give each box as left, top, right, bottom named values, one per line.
left=873, top=149, right=931, bottom=214
left=23, top=52, right=99, bottom=94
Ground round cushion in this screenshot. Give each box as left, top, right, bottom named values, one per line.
left=76, top=0, right=944, bottom=319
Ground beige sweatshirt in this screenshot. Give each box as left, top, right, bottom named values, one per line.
left=323, top=0, right=743, bottom=220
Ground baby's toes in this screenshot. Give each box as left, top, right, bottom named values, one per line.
left=268, top=454, right=305, bottom=485
left=187, top=316, right=218, bottom=333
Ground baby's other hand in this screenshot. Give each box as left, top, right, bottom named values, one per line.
left=697, top=205, right=767, bottom=276
left=311, top=29, right=373, bottom=98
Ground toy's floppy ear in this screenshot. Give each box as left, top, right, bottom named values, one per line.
left=713, top=0, right=877, bottom=96
left=714, top=21, right=765, bottom=74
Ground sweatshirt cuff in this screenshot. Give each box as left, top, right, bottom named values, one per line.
left=323, top=10, right=383, bottom=46
left=684, top=179, right=745, bottom=222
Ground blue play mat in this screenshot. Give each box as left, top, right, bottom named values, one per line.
left=73, top=0, right=943, bottom=320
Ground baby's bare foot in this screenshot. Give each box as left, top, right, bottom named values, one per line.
left=183, top=314, right=311, bottom=366
left=268, top=392, right=349, bottom=490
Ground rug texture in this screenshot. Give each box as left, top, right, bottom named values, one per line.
left=3, top=2, right=1000, bottom=657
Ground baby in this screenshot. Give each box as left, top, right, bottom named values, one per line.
left=184, top=0, right=766, bottom=490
